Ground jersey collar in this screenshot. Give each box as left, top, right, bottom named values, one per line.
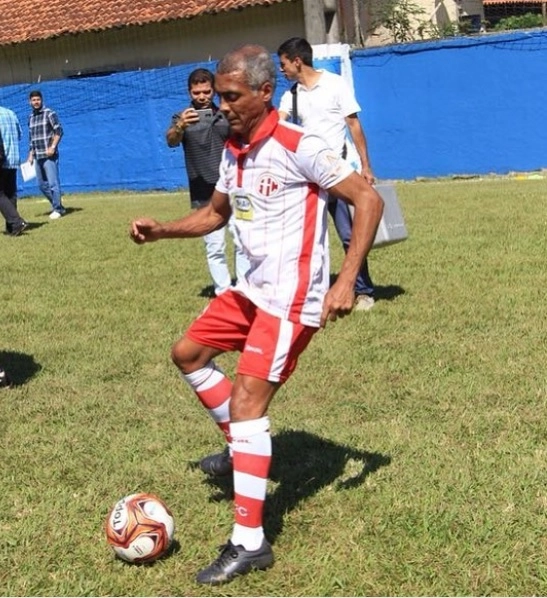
left=226, top=107, right=279, bottom=157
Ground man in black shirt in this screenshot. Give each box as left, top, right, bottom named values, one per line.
left=166, top=68, right=249, bottom=295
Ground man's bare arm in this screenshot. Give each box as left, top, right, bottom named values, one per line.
left=130, top=190, right=231, bottom=244
left=320, top=172, right=383, bottom=326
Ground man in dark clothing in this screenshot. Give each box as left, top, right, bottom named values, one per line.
left=0, top=105, right=27, bottom=236
left=166, top=68, right=248, bottom=295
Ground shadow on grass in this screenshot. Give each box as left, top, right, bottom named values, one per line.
left=199, top=278, right=239, bottom=299
left=41, top=206, right=83, bottom=217
left=112, top=538, right=181, bottom=567
left=199, top=284, right=216, bottom=298
left=0, top=350, right=41, bottom=386
left=330, top=272, right=405, bottom=304
left=23, top=221, right=48, bottom=232
left=373, top=284, right=406, bottom=302
left=200, top=429, right=391, bottom=543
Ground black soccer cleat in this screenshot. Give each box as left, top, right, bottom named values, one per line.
left=196, top=539, right=274, bottom=585
left=199, top=446, right=233, bottom=476
left=10, top=221, right=29, bottom=237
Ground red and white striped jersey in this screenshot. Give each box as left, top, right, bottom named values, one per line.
left=215, top=109, right=354, bottom=327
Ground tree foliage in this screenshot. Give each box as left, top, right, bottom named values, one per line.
left=368, top=0, right=426, bottom=43
left=493, top=12, right=543, bottom=31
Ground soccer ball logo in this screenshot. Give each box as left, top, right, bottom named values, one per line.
left=105, top=493, right=175, bottom=563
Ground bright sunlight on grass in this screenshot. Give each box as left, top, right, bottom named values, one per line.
left=1, top=178, right=546, bottom=596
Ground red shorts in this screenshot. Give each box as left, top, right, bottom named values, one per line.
left=185, top=290, right=318, bottom=383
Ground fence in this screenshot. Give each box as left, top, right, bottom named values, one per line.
left=1, top=29, right=545, bottom=196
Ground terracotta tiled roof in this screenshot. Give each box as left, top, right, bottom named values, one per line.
left=0, top=0, right=293, bottom=46
left=483, top=0, right=545, bottom=4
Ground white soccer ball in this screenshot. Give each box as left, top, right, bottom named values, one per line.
left=105, top=493, right=175, bottom=563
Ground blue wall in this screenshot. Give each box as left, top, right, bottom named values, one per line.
left=352, top=30, right=547, bottom=179
left=1, top=30, right=545, bottom=195
left=0, top=57, right=340, bottom=197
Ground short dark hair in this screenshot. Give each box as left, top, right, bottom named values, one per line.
left=29, top=90, right=43, bottom=99
left=277, top=37, right=313, bottom=67
left=187, top=68, right=214, bottom=90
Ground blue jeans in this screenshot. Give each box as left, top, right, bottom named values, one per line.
left=328, top=196, right=374, bottom=296
left=36, top=156, right=64, bottom=213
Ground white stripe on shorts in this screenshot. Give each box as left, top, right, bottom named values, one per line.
left=269, top=318, right=294, bottom=382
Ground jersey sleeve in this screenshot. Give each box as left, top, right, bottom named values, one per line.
left=214, top=147, right=231, bottom=194
left=296, top=131, right=354, bottom=190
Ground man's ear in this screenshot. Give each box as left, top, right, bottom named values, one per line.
left=260, top=81, right=274, bottom=103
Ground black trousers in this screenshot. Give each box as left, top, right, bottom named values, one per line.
left=0, top=167, right=23, bottom=230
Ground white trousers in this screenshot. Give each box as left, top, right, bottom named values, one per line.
left=203, top=216, right=249, bottom=295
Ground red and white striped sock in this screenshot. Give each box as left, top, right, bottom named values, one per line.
left=181, top=362, right=232, bottom=444
left=230, top=416, right=271, bottom=551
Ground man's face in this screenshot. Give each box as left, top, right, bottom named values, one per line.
left=278, top=54, right=299, bottom=81
left=30, top=95, right=42, bottom=110
left=215, top=71, right=272, bottom=142
left=189, top=81, right=214, bottom=108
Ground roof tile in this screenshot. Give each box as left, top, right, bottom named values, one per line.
left=483, top=0, right=545, bottom=3
left=0, top=0, right=292, bottom=46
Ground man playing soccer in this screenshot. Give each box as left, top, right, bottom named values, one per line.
left=130, top=44, right=383, bottom=585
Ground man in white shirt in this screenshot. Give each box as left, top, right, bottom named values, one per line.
left=130, top=44, right=383, bottom=585
left=277, top=37, right=377, bottom=311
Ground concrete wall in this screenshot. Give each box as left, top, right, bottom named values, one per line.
left=0, top=2, right=305, bottom=86
left=415, top=0, right=484, bottom=23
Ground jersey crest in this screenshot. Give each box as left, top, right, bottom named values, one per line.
left=257, top=174, right=280, bottom=197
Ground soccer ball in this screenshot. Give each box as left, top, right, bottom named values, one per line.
left=105, top=493, right=175, bottom=563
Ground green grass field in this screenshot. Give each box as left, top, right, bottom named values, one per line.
left=1, top=178, right=546, bottom=596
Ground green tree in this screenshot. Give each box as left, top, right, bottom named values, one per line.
left=493, top=12, right=543, bottom=31
left=368, top=0, right=426, bottom=43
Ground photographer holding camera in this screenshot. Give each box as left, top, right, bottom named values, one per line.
left=166, top=68, right=248, bottom=296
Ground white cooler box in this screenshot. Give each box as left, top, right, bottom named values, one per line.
left=348, top=182, right=408, bottom=249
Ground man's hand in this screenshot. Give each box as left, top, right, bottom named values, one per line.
left=176, top=108, right=200, bottom=131
left=361, top=165, right=375, bottom=185
left=319, top=281, right=355, bottom=328
left=129, top=218, right=162, bottom=244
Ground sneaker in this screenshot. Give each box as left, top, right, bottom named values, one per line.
left=354, top=294, right=375, bottom=311
left=49, top=211, right=63, bottom=220
left=0, top=368, right=12, bottom=388
left=10, top=221, right=29, bottom=237
left=196, top=539, right=274, bottom=585
left=199, top=446, right=233, bottom=476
